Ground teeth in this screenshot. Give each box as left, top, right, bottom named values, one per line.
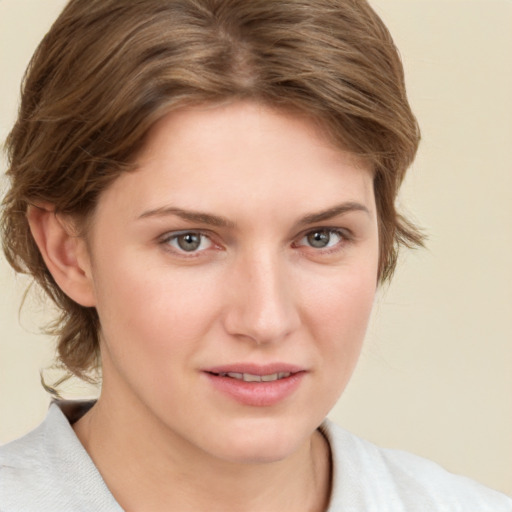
left=219, top=372, right=291, bottom=382
left=243, top=373, right=262, bottom=382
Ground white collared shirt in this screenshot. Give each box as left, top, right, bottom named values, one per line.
left=1, top=401, right=511, bottom=511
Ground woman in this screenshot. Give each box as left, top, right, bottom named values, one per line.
left=1, top=0, right=510, bottom=510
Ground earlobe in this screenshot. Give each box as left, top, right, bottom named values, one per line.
left=27, top=204, right=96, bottom=307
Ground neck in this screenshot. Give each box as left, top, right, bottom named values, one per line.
left=73, top=391, right=332, bottom=512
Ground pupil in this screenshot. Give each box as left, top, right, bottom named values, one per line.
left=308, top=231, right=329, bottom=248
left=178, top=233, right=201, bottom=251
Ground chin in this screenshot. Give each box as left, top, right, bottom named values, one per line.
left=206, top=415, right=318, bottom=465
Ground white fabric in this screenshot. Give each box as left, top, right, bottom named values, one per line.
left=319, top=422, right=512, bottom=511
left=1, top=401, right=511, bottom=511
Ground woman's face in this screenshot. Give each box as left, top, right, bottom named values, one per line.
left=83, top=101, right=379, bottom=463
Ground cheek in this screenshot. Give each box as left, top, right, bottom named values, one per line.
left=302, top=266, right=377, bottom=378
left=92, top=256, right=223, bottom=362
left=303, top=262, right=376, bottom=335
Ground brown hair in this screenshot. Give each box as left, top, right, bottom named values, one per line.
left=1, top=0, right=423, bottom=383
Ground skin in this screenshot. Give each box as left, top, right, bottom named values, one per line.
left=29, top=101, right=379, bottom=511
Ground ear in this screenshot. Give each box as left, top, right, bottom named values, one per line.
left=27, top=204, right=96, bottom=307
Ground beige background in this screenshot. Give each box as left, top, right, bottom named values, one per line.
left=1, top=0, right=511, bottom=496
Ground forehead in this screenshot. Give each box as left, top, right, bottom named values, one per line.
left=95, top=101, right=376, bottom=225
left=138, top=101, right=368, bottom=169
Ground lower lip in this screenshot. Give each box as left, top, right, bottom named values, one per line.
left=204, top=372, right=305, bottom=407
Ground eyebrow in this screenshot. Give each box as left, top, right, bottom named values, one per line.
left=297, top=202, right=371, bottom=226
left=138, top=206, right=236, bottom=228
left=138, top=201, right=370, bottom=228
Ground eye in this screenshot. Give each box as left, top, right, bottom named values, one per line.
left=163, top=231, right=213, bottom=253
left=295, top=229, right=345, bottom=250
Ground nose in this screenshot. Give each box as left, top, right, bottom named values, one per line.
left=222, top=251, right=301, bottom=345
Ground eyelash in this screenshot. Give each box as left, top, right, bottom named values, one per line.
left=159, top=228, right=351, bottom=257
left=293, top=228, right=351, bottom=253
left=159, top=230, right=216, bottom=256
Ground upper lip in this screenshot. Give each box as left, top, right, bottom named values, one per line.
left=203, top=363, right=305, bottom=376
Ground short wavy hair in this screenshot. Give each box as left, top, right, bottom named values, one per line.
left=1, top=0, right=423, bottom=383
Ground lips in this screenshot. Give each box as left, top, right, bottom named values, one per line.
left=205, top=363, right=304, bottom=376
left=203, top=363, right=306, bottom=407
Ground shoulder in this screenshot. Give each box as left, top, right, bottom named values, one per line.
left=0, top=401, right=121, bottom=512
left=0, top=415, right=52, bottom=508
left=321, top=420, right=512, bottom=512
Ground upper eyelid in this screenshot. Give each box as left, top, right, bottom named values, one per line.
left=158, top=231, right=216, bottom=257
left=291, top=228, right=352, bottom=252
left=159, top=229, right=213, bottom=241
left=295, top=226, right=352, bottom=240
